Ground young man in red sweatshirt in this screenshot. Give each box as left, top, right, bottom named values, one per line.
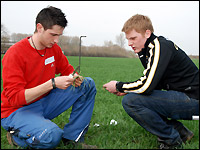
left=1, top=6, right=97, bottom=149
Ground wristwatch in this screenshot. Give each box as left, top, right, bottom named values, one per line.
left=51, top=78, right=56, bottom=89
left=116, top=81, right=120, bottom=91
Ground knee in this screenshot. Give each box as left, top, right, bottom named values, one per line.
left=122, top=94, right=142, bottom=112
left=31, top=127, right=63, bottom=149
left=122, top=94, right=134, bottom=108
left=85, top=77, right=95, bottom=86
left=84, top=77, right=96, bottom=91
left=122, top=95, right=129, bottom=107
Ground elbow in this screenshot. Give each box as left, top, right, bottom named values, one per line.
left=7, top=89, right=27, bottom=107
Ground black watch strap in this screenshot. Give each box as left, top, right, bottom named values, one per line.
left=116, top=81, right=120, bottom=91
left=51, top=78, right=56, bottom=89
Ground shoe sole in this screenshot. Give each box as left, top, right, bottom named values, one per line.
left=6, top=132, right=18, bottom=147
left=182, top=132, right=194, bottom=144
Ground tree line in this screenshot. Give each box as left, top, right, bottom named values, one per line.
left=1, top=24, right=136, bottom=58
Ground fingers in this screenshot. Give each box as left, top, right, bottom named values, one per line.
left=102, top=83, right=106, bottom=88
left=103, top=83, right=126, bottom=96
left=73, top=76, right=83, bottom=87
left=54, top=76, right=74, bottom=89
left=74, top=80, right=82, bottom=87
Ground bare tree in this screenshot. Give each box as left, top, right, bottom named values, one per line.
left=58, top=35, right=70, bottom=49
left=10, top=33, right=31, bottom=42
left=104, top=40, right=113, bottom=47
left=1, top=25, right=135, bottom=57
left=1, top=24, right=10, bottom=41
left=115, top=33, right=126, bottom=48
left=1, top=24, right=10, bottom=53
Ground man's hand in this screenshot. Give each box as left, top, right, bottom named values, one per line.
left=73, top=73, right=83, bottom=87
left=103, top=81, right=127, bottom=96
left=54, top=76, right=74, bottom=89
left=103, top=81, right=118, bottom=93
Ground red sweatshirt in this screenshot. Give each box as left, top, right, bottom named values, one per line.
left=1, top=37, right=74, bottom=118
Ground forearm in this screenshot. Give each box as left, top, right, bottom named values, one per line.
left=25, top=79, right=53, bottom=104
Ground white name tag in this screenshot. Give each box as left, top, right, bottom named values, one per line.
left=45, top=56, right=55, bottom=65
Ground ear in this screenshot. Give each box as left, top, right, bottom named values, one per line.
left=36, top=23, right=44, bottom=33
left=144, top=30, right=151, bottom=39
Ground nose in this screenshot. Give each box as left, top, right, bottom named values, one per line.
left=54, top=36, right=59, bottom=44
left=128, top=40, right=133, bottom=46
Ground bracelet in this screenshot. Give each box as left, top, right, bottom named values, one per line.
left=51, top=78, right=56, bottom=89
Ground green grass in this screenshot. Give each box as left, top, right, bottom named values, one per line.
left=1, top=55, right=199, bottom=149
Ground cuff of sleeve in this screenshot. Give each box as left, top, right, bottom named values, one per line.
left=19, top=89, right=27, bottom=105
left=116, top=81, right=124, bottom=93
left=69, top=74, right=73, bottom=78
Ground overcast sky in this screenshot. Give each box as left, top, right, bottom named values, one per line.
left=1, top=1, right=199, bottom=55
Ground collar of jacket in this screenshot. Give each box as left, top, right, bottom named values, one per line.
left=144, top=33, right=157, bottom=48
left=138, top=33, right=157, bottom=56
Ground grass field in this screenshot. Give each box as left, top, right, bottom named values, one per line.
left=1, top=55, right=199, bottom=149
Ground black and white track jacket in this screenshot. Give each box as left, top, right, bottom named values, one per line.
left=116, top=33, right=199, bottom=100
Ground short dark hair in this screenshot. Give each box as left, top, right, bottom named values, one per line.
left=35, top=6, right=68, bottom=32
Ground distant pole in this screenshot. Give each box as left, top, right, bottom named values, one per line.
left=79, top=36, right=86, bottom=73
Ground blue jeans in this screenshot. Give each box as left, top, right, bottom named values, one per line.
left=122, top=90, right=199, bottom=145
left=1, top=77, right=96, bottom=149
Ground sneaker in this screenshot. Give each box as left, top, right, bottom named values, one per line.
left=157, top=137, right=183, bottom=149
left=159, top=142, right=183, bottom=149
left=175, top=125, right=194, bottom=143
left=62, top=138, right=98, bottom=149
left=163, top=118, right=194, bottom=144
left=6, top=132, right=18, bottom=147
